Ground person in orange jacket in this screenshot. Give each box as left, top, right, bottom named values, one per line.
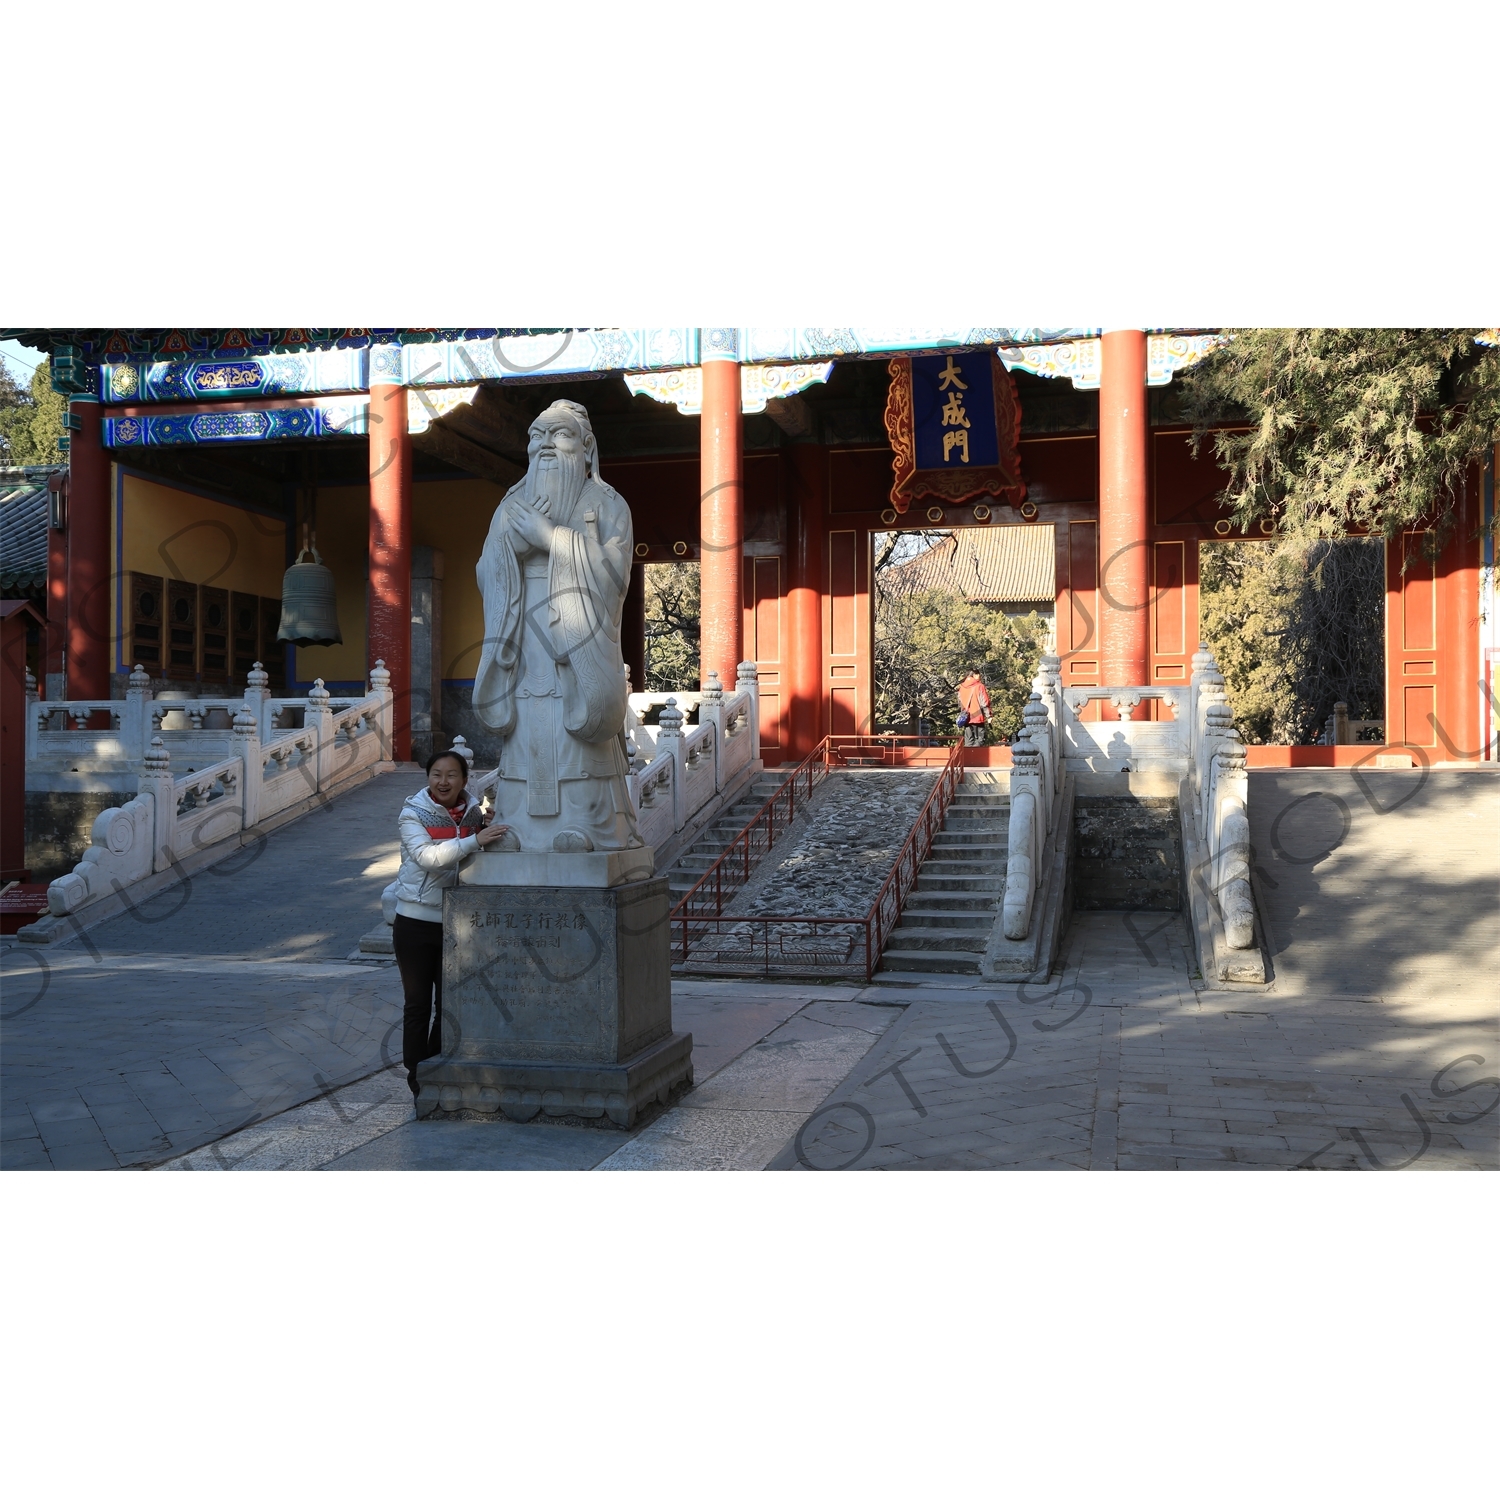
left=957, top=671, right=990, bottom=747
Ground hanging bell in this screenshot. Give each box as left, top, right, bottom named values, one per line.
left=278, top=532, right=343, bottom=646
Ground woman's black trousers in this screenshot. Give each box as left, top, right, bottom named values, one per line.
left=392, top=914, right=444, bottom=1093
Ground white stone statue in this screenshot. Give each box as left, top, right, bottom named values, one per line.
left=473, top=399, right=642, bottom=856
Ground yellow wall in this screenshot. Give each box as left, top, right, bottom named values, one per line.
left=415, top=478, right=507, bottom=680
left=288, top=477, right=507, bottom=686
left=112, top=468, right=287, bottom=670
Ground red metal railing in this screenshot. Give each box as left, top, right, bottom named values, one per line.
left=670, top=735, right=966, bottom=979
left=669, top=734, right=840, bottom=935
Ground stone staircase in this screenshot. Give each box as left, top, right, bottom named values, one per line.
left=665, top=767, right=795, bottom=906
left=879, top=777, right=1010, bottom=975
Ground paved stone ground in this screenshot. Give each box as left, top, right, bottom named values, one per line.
left=770, top=912, right=1500, bottom=1171
left=159, top=984, right=823, bottom=1171
left=1248, top=769, right=1498, bottom=1015
left=0, top=768, right=426, bottom=1169
left=7, top=764, right=1495, bottom=1173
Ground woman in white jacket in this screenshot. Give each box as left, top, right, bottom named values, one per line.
left=393, top=749, right=511, bottom=1097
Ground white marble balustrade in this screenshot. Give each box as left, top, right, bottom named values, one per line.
left=43, top=664, right=395, bottom=920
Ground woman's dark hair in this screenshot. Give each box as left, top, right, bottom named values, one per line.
left=424, top=749, right=469, bottom=781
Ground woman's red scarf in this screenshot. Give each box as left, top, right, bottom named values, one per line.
left=418, top=791, right=485, bottom=840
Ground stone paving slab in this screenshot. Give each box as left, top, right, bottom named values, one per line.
left=766, top=913, right=1499, bottom=1172
left=158, top=986, right=828, bottom=1171
left=599, top=1002, right=900, bottom=1170
left=3, top=944, right=404, bottom=1170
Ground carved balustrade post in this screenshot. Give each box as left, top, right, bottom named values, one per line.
left=1033, top=653, right=1062, bottom=734
left=1211, top=734, right=1254, bottom=948
left=699, top=670, right=726, bottom=790
left=1002, top=735, right=1043, bottom=940
left=234, top=706, right=261, bottom=830
left=123, top=663, right=152, bottom=760
left=1021, top=691, right=1053, bottom=816
left=736, top=659, right=760, bottom=762
left=656, top=697, right=685, bottom=830
left=139, top=737, right=176, bottom=873
left=245, top=660, right=272, bottom=741
left=1200, top=700, right=1234, bottom=835
left=305, top=679, right=333, bottom=793
left=1188, top=641, right=1217, bottom=764
left=369, top=658, right=394, bottom=762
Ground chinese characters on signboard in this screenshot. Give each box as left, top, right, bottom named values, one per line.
left=883, top=351, right=1026, bottom=512
left=911, top=353, right=1000, bottom=471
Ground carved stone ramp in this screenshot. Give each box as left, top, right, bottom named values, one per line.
left=1248, top=767, right=1500, bottom=1010
left=674, top=768, right=939, bottom=978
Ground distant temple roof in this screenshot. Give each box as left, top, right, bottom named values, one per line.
left=0, top=466, right=57, bottom=599
left=882, top=527, right=1055, bottom=605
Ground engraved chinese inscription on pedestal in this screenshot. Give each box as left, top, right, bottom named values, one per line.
left=417, top=878, right=692, bottom=1127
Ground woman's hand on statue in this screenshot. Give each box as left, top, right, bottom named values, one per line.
left=476, top=822, right=512, bottom=850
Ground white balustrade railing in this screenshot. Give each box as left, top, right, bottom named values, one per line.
left=999, top=645, right=1257, bottom=950
left=24, top=660, right=347, bottom=776
left=42, top=662, right=395, bottom=921
left=1187, top=643, right=1254, bottom=949
left=1002, top=654, right=1065, bottom=940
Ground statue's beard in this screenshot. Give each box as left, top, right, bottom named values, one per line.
left=526, top=448, right=586, bottom=517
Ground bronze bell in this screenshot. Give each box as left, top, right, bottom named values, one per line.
left=277, top=534, right=343, bottom=646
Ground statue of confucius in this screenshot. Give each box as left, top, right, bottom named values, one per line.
left=472, top=399, right=643, bottom=854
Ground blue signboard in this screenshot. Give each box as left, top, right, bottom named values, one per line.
left=910, top=352, right=999, bottom=471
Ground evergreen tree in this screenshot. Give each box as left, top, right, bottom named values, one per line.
left=1199, top=538, right=1385, bottom=745
left=0, top=357, right=67, bottom=465
left=1180, top=329, right=1499, bottom=545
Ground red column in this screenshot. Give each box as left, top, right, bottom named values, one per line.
left=786, top=444, right=826, bottom=759
left=1098, top=329, right=1150, bottom=715
left=369, top=381, right=412, bottom=760
left=700, top=357, right=743, bottom=690
left=65, top=399, right=111, bottom=700
left=1439, top=463, right=1482, bottom=759
left=45, top=475, right=68, bottom=696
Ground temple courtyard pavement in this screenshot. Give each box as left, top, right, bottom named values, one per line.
left=3, top=766, right=1496, bottom=1172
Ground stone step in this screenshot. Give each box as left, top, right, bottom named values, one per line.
left=902, top=892, right=1000, bottom=912
left=898, top=911, right=994, bottom=931
left=880, top=949, right=983, bottom=975
left=881, top=927, right=990, bottom=953
left=916, top=874, right=1006, bottom=893
left=925, top=844, right=1007, bottom=861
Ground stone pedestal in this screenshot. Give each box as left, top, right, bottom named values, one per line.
left=415, top=875, right=691, bottom=1127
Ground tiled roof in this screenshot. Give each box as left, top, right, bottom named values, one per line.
left=0, top=469, right=55, bottom=594
left=881, top=525, right=1055, bottom=604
